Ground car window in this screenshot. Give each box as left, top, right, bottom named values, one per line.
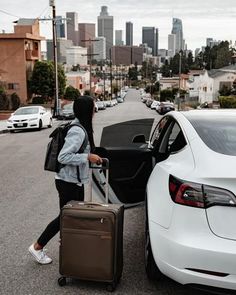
left=168, top=123, right=187, bottom=153
left=158, top=121, right=187, bottom=154
left=14, top=107, right=39, bottom=115
left=150, top=117, right=169, bottom=148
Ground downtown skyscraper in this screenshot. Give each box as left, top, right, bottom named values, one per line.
left=126, top=22, right=133, bottom=46
left=97, top=6, right=113, bottom=59
left=171, top=18, right=183, bottom=53
left=142, top=27, right=158, bottom=56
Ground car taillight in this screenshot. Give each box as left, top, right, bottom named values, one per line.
left=169, top=175, right=236, bottom=208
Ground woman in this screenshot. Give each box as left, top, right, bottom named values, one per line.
left=29, top=96, right=102, bottom=264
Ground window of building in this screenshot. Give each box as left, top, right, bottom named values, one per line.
left=8, top=83, right=19, bottom=90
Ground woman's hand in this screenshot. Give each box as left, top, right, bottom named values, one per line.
left=88, top=154, right=103, bottom=165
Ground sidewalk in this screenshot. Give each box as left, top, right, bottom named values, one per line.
left=0, top=120, right=8, bottom=134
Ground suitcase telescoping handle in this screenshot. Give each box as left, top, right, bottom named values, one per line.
left=89, top=158, right=109, bottom=204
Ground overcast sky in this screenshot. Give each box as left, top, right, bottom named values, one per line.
left=1, top=0, right=236, bottom=51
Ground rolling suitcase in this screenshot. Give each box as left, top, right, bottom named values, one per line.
left=58, top=158, right=124, bottom=291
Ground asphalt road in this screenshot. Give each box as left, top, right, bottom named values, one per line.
left=0, top=89, right=209, bottom=295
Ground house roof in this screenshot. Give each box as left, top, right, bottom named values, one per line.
left=16, top=19, right=37, bottom=26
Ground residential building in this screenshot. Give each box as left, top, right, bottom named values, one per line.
left=93, top=36, right=106, bottom=61
left=66, top=70, right=90, bottom=93
left=66, top=46, right=88, bottom=68
left=198, top=65, right=236, bottom=103
left=78, top=23, right=95, bottom=55
left=171, top=18, right=183, bottom=53
left=115, top=30, right=123, bottom=46
left=56, top=16, right=65, bottom=38
left=111, top=45, right=144, bottom=66
left=168, top=34, right=176, bottom=57
left=126, top=22, right=133, bottom=46
left=66, top=12, right=79, bottom=45
left=47, top=38, right=73, bottom=63
left=0, top=18, right=44, bottom=103
left=97, top=6, right=113, bottom=59
left=142, top=27, right=158, bottom=56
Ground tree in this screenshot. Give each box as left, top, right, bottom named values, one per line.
left=64, top=86, right=80, bottom=100
left=10, top=93, right=21, bottom=110
left=128, top=66, right=138, bottom=81
left=0, top=87, right=9, bottom=110
left=29, top=61, right=66, bottom=101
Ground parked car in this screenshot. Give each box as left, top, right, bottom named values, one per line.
left=94, top=102, right=98, bottom=112
left=146, top=99, right=154, bottom=108
left=58, top=102, right=75, bottom=120
left=93, top=110, right=236, bottom=292
left=156, top=102, right=175, bottom=114
left=96, top=101, right=106, bottom=110
left=116, top=96, right=124, bottom=103
left=151, top=100, right=160, bottom=110
left=7, top=106, right=52, bottom=132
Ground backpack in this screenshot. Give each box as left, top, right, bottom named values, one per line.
left=44, top=121, right=88, bottom=173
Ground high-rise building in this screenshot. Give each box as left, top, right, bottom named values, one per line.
left=66, top=46, right=88, bottom=67
left=78, top=23, right=95, bottom=54
left=142, top=27, right=158, bottom=56
left=93, top=36, right=106, bottom=61
left=47, top=38, right=73, bottom=63
left=168, top=34, right=176, bottom=57
left=56, top=16, right=65, bottom=38
left=206, top=38, right=213, bottom=47
left=115, top=30, right=123, bottom=46
left=111, top=45, right=144, bottom=66
left=66, top=12, right=79, bottom=45
left=171, top=18, right=183, bottom=53
left=97, top=6, right=113, bottom=59
left=126, top=22, right=133, bottom=46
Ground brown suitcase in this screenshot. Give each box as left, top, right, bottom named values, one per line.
left=58, top=159, right=124, bottom=291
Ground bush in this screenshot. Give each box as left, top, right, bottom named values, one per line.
left=32, top=96, right=45, bottom=104
left=10, top=93, right=21, bottom=110
left=64, top=86, right=80, bottom=100
left=0, top=89, right=9, bottom=110
left=219, top=96, right=236, bottom=108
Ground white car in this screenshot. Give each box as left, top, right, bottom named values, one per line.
left=151, top=100, right=160, bottom=110
left=7, top=106, right=52, bottom=132
left=93, top=110, right=236, bottom=292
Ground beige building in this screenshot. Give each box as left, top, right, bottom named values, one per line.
left=0, top=19, right=44, bottom=103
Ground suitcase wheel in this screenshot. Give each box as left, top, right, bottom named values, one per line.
left=58, top=276, right=67, bottom=287
left=106, top=282, right=117, bottom=292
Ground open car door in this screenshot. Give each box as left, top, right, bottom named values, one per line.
left=93, top=118, right=154, bottom=208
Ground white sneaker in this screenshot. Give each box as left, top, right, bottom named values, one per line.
left=28, top=244, right=52, bottom=265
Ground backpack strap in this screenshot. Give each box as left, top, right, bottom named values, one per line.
left=68, top=122, right=89, bottom=183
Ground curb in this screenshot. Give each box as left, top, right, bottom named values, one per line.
left=0, top=129, right=9, bottom=134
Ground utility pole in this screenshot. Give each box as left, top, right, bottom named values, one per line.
left=178, top=51, right=182, bottom=111
left=109, top=48, right=112, bottom=101
left=49, top=0, right=59, bottom=117
left=81, top=39, right=99, bottom=96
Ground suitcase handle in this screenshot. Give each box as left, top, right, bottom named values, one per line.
left=79, top=202, right=109, bottom=207
left=89, top=158, right=109, bottom=204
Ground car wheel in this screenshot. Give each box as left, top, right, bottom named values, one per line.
left=48, top=118, right=53, bottom=128
left=145, top=203, right=162, bottom=281
left=38, top=119, right=42, bottom=130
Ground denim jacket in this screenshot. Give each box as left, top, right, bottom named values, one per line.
left=55, top=118, right=90, bottom=184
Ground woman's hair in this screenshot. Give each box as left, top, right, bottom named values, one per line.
left=73, top=95, right=95, bottom=151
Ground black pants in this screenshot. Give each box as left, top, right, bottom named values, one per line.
left=37, top=179, right=84, bottom=247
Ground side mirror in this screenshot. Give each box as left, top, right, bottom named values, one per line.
left=132, top=134, right=146, bottom=143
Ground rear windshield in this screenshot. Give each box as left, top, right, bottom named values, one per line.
left=188, top=116, right=236, bottom=156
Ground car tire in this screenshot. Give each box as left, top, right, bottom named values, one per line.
left=145, top=203, right=162, bottom=281
left=48, top=118, right=53, bottom=128
left=38, top=119, right=42, bottom=130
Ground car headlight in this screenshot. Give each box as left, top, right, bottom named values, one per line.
left=29, top=118, right=38, bottom=121
left=7, top=119, right=13, bottom=123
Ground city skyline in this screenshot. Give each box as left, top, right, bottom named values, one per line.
left=1, top=0, right=236, bottom=51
